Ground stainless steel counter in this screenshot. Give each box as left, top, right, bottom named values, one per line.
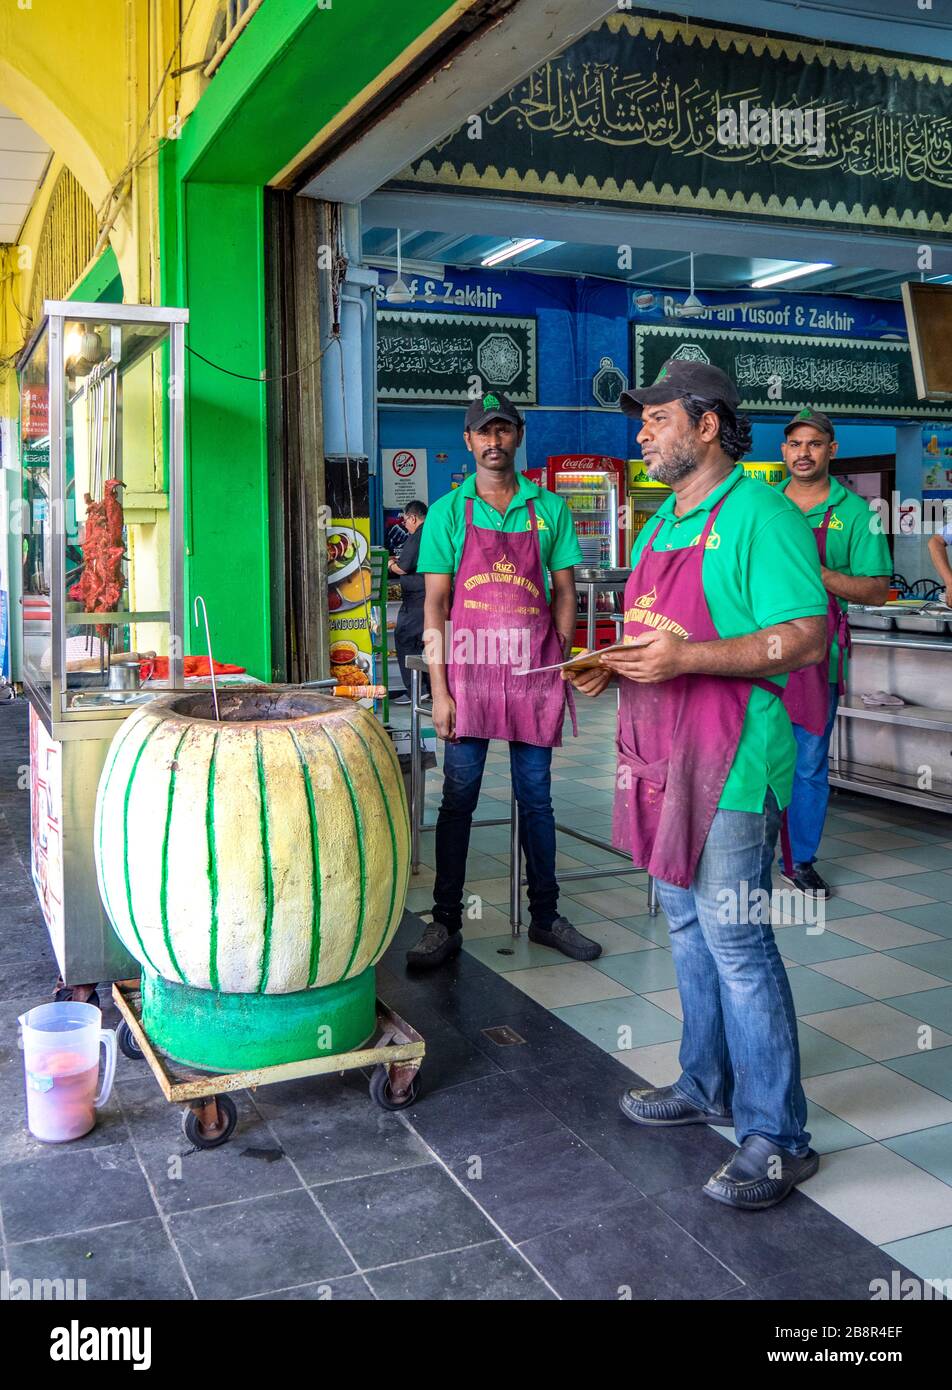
left=832, top=629, right=952, bottom=813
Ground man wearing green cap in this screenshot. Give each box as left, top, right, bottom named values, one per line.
left=778, top=409, right=891, bottom=896
left=407, top=389, right=599, bottom=970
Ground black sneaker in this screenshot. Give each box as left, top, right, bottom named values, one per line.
left=780, top=862, right=832, bottom=898
left=620, top=1084, right=733, bottom=1128
left=528, top=915, right=602, bottom=961
left=703, top=1134, right=819, bottom=1210
left=406, top=919, right=462, bottom=971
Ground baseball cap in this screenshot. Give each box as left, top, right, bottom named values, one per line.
left=465, top=390, right=523, bottom=431
left=784, top=407, right=835, bottom=440
left=619, top=358, right=741, bottom=417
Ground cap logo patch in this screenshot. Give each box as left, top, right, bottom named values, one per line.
left=797, top=408, right=813, bottom=420
left=483, top=393, right=500, bottom=409
left=655, top=367, right=668, bottom=381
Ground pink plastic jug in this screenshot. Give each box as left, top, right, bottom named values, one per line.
left=19, top=1001, right=117, bottom=1143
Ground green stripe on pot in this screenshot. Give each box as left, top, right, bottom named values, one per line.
left=140, top=966, right=377, bottom=1071
left=289, top=728, right=322, bottom=988
left=351, top=723, right=398, bottom=963
left=255, top=730, right=275, bottom=993
left=206, top=731, right=221, bottom=991
left=122, top=720, right=163, bottom=973
left=324, top=724, right=366, bottom=980
left=159, top=728, right=190, bottom=984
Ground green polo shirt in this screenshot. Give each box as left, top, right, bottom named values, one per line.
left=777, top=474, right=892, bottom=683
left=417, top=471, right=583, bottom=599
left=629, top=466, right=828, bottom=813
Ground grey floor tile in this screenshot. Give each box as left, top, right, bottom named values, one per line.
left=247, top=1273, right=375, bottom=1300
left=7, top=1217, right=192, bottom=1300
left=884, top=986, right=952, bottom=1032
left=168, top=1188, right=354, bottom=1299
left=364, top=1240, right=553, bottom=1300
left=121, top=1088, right=303, bottom=1214
left=247, top=1071, right=432, bottom=1186
left=519, top=1196, right=742, bottom=1300
left=0, top=1143, right=156, bottom=1242
left=451, top=1128, right=636, bottom=1242
left=403, top=1071, right=565, bottom=1165
left=314, top=1163, right=496, bottom=1269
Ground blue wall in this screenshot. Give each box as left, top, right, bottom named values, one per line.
left=375, top=265, right=905, bottom=506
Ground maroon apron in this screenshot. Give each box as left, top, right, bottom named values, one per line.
left=781, top=507, right=851, bottom=738
left=612, top=494, right=782, bottom=888
left=448, top=497, right=576, bottom=747
left=779, top=506, right=851, bottom=875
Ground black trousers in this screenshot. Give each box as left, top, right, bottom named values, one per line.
left=394, top=602, right=427, bottom=696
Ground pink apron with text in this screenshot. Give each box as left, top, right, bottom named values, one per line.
left=612, top=494, right=783, bottom=888
left=781, top=507, right=851, bottom=737
left=448, top=497, right=576, bottom=747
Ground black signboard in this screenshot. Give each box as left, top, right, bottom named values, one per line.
left=377, top=310, right=537, bottom=404
left=393, top=11, right=952, bottom=239
left=633, top=324, right=952, bottom=419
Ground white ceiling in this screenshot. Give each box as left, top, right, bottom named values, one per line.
left=0, top=105, right=50, bottom=244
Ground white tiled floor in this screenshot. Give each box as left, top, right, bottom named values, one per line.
left=401, top=692, right=952, bottom=1286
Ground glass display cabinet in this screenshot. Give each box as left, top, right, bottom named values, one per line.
left=17, top=301, right=187, bottom=987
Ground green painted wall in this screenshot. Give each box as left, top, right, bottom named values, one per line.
left=165, top=0, right=469, bottom=677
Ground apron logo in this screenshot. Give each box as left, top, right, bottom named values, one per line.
left=689, top=525, right=721, bottom=550
left=492, top=554, right=516, bottom=575
left=828, top=513, right=844, bottom=531
left=635, top=585, right=657, bottom=608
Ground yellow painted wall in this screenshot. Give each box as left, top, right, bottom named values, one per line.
left=0, top=0, right=223, bottom=370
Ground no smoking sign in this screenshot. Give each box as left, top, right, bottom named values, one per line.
left=382, top=448, right=428, bottom=509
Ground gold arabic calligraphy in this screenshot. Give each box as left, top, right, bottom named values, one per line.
left=439, top=60, right=952, bottom=187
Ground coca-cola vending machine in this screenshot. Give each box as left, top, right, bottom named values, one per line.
left=525, top=455, right=627, bottom=649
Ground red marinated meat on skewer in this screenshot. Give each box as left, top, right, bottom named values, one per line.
left=72, top=484, right=127, bottom=639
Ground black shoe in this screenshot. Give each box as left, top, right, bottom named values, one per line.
left=703, top=1134, right=820, bottom=1210
left=620, top=1084, right=733, bottom=1128
left=389, top=691, right=412, bottom=706
left=406, top=919, right=462, bottom=970
left=528, top=915, right=602, bottom=961
left=780, top=862, right=832, bottom=898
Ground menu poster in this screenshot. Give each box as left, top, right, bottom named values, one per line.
left=324, top=454, right=376, bottom=696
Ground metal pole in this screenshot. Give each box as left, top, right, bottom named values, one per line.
left=586, top=580, right=596, bottom=650
left=410, top=664, right=422, bottom=872
left=648, top=875, right=659, bottom=916
left=509, top=789, right=522, bottom=935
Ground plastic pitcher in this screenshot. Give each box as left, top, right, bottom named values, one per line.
left=19, top=1002, right=117, bottom=1143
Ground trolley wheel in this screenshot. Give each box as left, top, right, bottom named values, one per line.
left=116, top=1020, right=144, bottom=1060
left=369, top=1064, right=420, bottom=1111
left=53, top=982, right=101, bottom=1010
left=182, top=1094, right=238, bottom=1149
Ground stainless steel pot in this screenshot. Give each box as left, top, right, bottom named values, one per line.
left=108, top=655, right=142, bottom=692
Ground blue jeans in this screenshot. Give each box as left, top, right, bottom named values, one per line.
left=433, top=738, right=558, bottom=931
left=788, top=683, right=839, bottom=865
left=654, top=791, right=810, bottom=1155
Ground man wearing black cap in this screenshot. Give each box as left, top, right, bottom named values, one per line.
left=567, top=358, right=830, bottom=1209
left=407, top=389, right=599, bottom=969
left=778, top=408, right=891, bottom=896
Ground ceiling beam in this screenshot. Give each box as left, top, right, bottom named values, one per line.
left=364, top=191, right=952, bottom=281
left=296, top=0, right=619, bottom=201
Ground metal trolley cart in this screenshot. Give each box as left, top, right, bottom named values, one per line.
left=112, top=980, right=425, bottom=1149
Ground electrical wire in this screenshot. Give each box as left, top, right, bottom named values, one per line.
left=184, top=337, right=335, bottom=383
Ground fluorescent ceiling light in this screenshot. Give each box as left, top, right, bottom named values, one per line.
left=481, top=238, right=543, bottom=267
left=751, top=262, right=833, bottom=288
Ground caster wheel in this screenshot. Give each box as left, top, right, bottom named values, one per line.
left=116, top=1021, right=144, bottom=1060
left=369, top=1064, right=420, bottom=1111
left=182, top=1094, right=238, bottom=1149
left=53, top=983, right=100, bottom=1009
